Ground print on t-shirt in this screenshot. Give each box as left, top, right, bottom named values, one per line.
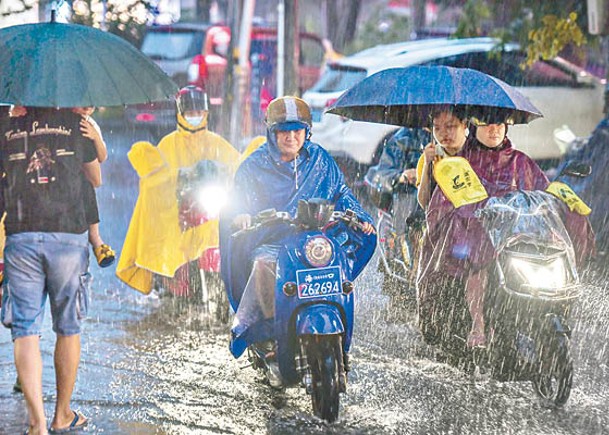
left=0, top=108, right=96, bottom=234
left=27, top=146, right=56, bottom=184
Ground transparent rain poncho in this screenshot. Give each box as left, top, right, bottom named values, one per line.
left=417, top=136, right=595, bottom=291
left=231, top=245, right=279, bottom=342
left=475, top=190, right=577, bottom=268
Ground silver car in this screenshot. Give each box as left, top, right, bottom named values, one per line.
left=303, top=37, right=605, bottom=176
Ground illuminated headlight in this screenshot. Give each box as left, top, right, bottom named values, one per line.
left=304, top=236, right=333, bottom=267
left=508, top=256, right=569, bottom=290
left=196, top=185, right=228, bottom=219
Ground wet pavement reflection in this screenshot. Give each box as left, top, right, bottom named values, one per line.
left=1, top=121, right=609, bottom=434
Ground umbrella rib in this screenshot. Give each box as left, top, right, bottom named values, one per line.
left=105, top=35, right=176, bottom=104
left=72, top=28, right=125, bottom=106
left=71, top=26, right=172, bottom=106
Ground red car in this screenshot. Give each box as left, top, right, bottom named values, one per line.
left=125, top=22, right=326, bottom=135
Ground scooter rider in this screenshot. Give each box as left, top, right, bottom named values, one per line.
left=366, top=127, right=429, bottom=210
left=117, top=86, right=240, bottom=295
left=220, top=96, right=375, bottom=385
left=365, top=127, right=429, bottom=284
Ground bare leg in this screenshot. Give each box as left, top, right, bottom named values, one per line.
left=465, top=268, right=487, bottom=347
left=88, top=223, right=103, bottom=250
left=15, top=335, right=48, bottom=434
left=51, top=334, right=83, bottom=430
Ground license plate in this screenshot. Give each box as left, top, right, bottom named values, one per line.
left=296, top=266, right=342, bottom=299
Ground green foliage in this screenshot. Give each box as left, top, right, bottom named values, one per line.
left=71, top=0, right=154, bottom=47
left=524, top=12, right=586, bottom=66
left=453, top=0, right=490, bottom=38
left=346, top=10, right=413, bottom=55
left=453, top=1, right=593, bottom=70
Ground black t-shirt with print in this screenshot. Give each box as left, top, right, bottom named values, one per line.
left=0, top=108, right=97, bottom=234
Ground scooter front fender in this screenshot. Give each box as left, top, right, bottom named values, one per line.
left=295, top=304, right=345, bottom=336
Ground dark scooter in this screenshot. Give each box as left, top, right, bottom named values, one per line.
left=419, top=162, right=591, bottom=406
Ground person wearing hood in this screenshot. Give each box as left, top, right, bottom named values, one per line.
left=116, top=86, right=240, bottom=295
left=417, top=117, right=595, bottom=349
left=220, top=96, right=374, bottom=367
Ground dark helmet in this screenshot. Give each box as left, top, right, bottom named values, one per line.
left=176, top=85, right=209, bottom=115
left=265, top=96, right=312, bottom=131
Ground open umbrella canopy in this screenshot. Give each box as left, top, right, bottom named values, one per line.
left=0, top=22, right=178, bottom=107
left=326, top=65, right=543, bottom=127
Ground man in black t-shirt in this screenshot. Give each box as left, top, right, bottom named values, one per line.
left=0, top=107, right=99, bottom=434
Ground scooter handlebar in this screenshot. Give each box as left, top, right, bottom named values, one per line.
left=232, top=208, right=366, bottom=238
left=330, top=209, right=366, bottom=231
left=231, top=210, right=291, bottom=238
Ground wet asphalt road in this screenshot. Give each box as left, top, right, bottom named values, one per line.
left=1, top=119, right=609, bottom=434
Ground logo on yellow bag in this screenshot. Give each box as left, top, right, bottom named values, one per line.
left=434, top=157, right=488, bottom=208
left=452, top=175, right=465, bottom=190
left=546, top=181, right=592, bottom=216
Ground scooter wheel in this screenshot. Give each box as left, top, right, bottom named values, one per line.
left=306, top=336, right=342, bottom=422
left=532, top=337, right=573, bottom=406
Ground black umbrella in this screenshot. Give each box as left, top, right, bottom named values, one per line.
left=326, top=65, right=543, bottom=127
left=0, top=21, right=178, bottom=107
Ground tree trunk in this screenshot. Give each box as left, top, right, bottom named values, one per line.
left=221, top=0, right=242, bottom=136
left=342, top=0, right=361, bottom=48
left=326, top=0, right=340, bottom=49
left=325, top=0, right=361, bottom=52
left=413, top=0, right=426, bottom=32
left=284, top=0, right=299, bottom=96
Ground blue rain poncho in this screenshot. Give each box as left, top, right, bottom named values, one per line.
left=557, top=117, right=609, bottom=251
left=220, top=132, right=373, bottom=355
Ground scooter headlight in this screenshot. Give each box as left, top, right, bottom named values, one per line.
left=508, top=256, right=569, bottom=290
left=304, top=236, right=333, bottom=267
left=196, top=185, right=228, bottom=219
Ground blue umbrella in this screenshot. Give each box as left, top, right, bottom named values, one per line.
left=0, top=22, right=178, bottom=107
left=326, top=65, right=543, bottom=127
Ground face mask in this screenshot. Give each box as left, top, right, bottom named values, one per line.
left=185, top=115, right=204, bottom=126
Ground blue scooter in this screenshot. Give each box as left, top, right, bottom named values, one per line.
left=226, top=199, right=376, bottom=422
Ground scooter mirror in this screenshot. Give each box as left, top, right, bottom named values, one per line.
left=560, top=161, right=592, bottom=178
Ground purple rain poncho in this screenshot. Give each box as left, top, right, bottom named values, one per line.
left=417, top=134, right=595, bottom=291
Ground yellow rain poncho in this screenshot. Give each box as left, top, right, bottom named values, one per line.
left=116, top=127, right=240, bottom=294
left=239, top=135, right=266, bottom=165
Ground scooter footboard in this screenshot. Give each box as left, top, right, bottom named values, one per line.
left=295, top=304, right=345, bottom=335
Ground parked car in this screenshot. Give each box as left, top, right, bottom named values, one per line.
left=302, top=37, right=605, bottom=184
left=125, top=22, right=326, bottom=135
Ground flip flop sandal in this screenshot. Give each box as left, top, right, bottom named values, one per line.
left=94, top=244, right=116, bottom=268
left=49, top=410, right=89, bottom=434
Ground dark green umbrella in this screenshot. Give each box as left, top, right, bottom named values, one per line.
left=0, top=21, right=178, bottom=107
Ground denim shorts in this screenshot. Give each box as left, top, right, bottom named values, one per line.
left=0, top=232, right=91, bottom=340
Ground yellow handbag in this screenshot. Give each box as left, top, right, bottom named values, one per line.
left=433, top=157, right=488, bottom=208
left=546, top=181, right=592, bottom=216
